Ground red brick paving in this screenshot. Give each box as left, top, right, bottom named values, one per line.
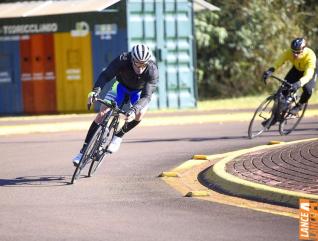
left=226, top=140, right=318, bottom=194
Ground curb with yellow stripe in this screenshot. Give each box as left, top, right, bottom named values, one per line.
left=160, top=138, right=318, bottom=207
left=204, top=138, right=318, bottom=208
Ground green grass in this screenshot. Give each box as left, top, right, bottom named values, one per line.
left=197, top=95, right=268, bottom=110
left=2, top=91, right=317, bottom=120
left=197, top=89, right=318, bottom=111
left=148, top=89, right=318, bottom=113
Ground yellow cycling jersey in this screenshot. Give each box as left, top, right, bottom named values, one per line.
left=273, top=47, right=317, bottom=86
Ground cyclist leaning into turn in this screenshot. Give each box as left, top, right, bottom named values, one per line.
left=72, top=44, right=159, bottom=166
left=263, top=37, right=317, bottom=117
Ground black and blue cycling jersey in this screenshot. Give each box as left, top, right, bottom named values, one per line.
left=93, top=52, right=159, bottom=113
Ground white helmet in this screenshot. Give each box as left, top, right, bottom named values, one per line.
left=131, top=44, right=152, bottom=63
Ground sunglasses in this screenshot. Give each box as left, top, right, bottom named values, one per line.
left=132, top=59, right=147, bottom=68
left=292, top=50, right=303, bottom=55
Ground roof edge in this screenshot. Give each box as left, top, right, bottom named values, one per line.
left=193, top=0, right=220, bottom=12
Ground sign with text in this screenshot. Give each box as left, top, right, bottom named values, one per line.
left=299, top=199, right=318, bottom=240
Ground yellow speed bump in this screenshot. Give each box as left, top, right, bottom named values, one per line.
left=158, top=172, right=181, bottom=178
left=185, top=191, right=210, bottom=197
left=268, top=141, right=285, bottom=145
left=192, top=155, right=208, bottom=160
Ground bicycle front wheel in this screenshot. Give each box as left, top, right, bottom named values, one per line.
left=71, top=157, right=86, bottom=184
left=248, top=96, right=275, bottom=139
left=279, top=103, right=307, bottom=136
left=88, top=119, right=117, bottom=177
left=71, top=126, right=103, bottom=184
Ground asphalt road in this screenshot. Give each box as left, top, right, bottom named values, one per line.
left=1, top=118, right=317, bottom=241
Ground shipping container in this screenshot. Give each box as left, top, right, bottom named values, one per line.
left=0, top=0, right=199, bottom=114
left=126, top=0, right=196, bottom=109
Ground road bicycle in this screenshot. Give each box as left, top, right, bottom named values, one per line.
left=71, top=98, right=126, bottom=184
left=248, top=75, right=307, bottom=139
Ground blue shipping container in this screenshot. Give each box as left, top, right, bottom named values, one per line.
left=91, top=26, right=127, bottom=110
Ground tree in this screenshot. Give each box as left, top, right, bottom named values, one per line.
left=195, top=0, right=317, bottom=99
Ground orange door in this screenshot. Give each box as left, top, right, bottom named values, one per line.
left=31, top=34, right=57, bottom=113
left=21, top=34, right=57, bottom=114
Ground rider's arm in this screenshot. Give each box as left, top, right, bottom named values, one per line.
left=273, top=49, right=289, bottom=70
left=131, top=65, right=159, bottom=114
left=93, top=54, right=125, bottom=90
left=299, top=50, right=317, bottom=86
left=132, top=82, right=157, bottom=114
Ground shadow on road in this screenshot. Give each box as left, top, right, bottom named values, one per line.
left=125, top=128, right=317, bottom=144
left=0, top=175, right=70, bottom=187
left=0, top=138, right=81, bottom=144
left=126, top=135, right=248, bottom=143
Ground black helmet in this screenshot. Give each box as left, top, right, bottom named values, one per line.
left=290, top=38, right=306, bottom=52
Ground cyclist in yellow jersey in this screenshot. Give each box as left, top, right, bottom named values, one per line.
left=263, top=38, right=317, bottom=115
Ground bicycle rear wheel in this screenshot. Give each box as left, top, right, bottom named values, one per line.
left=71, top=126, right=102, bottom=184
left=88, top=119, right=117, bottom=177
left=279, top=103, right=307, bottom=135
left=248, top=96, right=275, bottom=139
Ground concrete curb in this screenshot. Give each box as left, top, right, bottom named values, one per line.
left=203, top=138, right=318, bottom=208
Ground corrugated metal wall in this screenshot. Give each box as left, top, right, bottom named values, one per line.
left=126, top=0, right=196, bottom=109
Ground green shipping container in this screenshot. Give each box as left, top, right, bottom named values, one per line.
left=126, top=0, right=197, bottom=109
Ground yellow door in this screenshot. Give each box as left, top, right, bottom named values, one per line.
left=54, top=32, right=93, bottom=112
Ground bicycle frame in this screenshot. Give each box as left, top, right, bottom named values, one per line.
left=94, top=98, right=127, bottom=152
left=71, top=98, right=127, bottom=183
left=270, top=75, right=298, bottom=121
left=248, top=74, right=305, bottom=138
